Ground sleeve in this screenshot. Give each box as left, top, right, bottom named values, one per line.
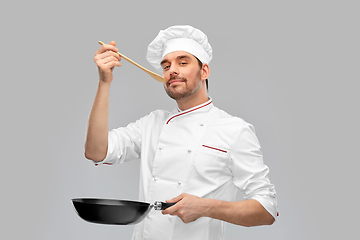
left=230, top=123, right=278, bottom=220
left=93, top=118, right=143, bottom=166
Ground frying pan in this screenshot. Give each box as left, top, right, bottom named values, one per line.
left=72, top=198, right=175, bottom=225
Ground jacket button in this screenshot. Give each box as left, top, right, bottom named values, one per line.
left=188, top=149, right=192, bottom=153
left=199, top=123, right=204, bottom=126
left=153, top=177, right=158, bottom=181
left=178, top=181, right=182, bottom=185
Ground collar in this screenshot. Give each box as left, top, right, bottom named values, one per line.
left=167, top=97, right=213, bottom=124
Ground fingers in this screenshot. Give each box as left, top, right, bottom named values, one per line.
left=162, top=193, right=186, bottom=215
left=94, top=41, right=122, bottom=82
left=162, top=205, right=178, bottom=215
left=95, top=51, right=121, bottom=65
left=166, top=193, right=185, bottom=203
left=95, top=42, right=121, bottom=63
left=95, top=41, right=119, bottom=55
left=94, top=52, right=122, bottom=76
left=161, top=203, right=178, bottom=215
left=94, top=42, right=120, bottom=60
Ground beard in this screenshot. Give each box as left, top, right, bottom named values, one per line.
left=164, top=71, right=202, bottom=101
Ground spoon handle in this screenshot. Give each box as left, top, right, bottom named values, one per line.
left=98, top=41, right=165, bottom=82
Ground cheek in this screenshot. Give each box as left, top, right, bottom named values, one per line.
left=188, top=66, right=202, bottom=77
left=163, top=72, right=170, bottom=81
left=187, top=69, right=201, bottom=81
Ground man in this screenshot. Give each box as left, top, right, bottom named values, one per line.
left=85, top=25, right=278, bottom=240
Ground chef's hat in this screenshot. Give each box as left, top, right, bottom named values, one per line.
left=147, top=25, right=213, bottom=72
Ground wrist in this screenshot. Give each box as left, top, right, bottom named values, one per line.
left=98, top=79, right=112, bottom=89
left=202, top=198, right=221, bottom=218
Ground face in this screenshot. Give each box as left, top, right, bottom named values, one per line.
left=161, top=51, right=204, bottom=101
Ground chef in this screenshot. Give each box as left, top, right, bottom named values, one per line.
left=85, top=25, right=278, bottom=240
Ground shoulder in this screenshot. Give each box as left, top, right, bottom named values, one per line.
left=135, top=109, right=170, bottom=125
left=210, top=106, right=250, bottom=130
left=202, top=107, right=254, bottom=144
left=147, top=109, right=170, bottom=119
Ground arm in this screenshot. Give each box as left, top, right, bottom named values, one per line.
left=84, top=41, right=122, bottom=162
left=163, top=124, right=277, bottom=226
left=207, top=198, right=275, bottom=227
left=162, top=193, right=274, bottom=227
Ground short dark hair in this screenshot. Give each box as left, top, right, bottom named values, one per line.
left=195, top=57, right=208, bottom=91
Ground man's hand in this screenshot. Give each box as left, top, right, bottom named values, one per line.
left=94, top=41, right=122, bottom=83
left=162, top=193, right=213, bottom=224
left=162, top=193, right=275, bottom=226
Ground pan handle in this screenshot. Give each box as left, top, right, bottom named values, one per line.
left=153, top=201, right=176, bottom=210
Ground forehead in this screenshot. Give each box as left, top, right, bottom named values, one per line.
left=161, top=51, right=196, bottom=63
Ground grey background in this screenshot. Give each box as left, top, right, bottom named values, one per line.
left=1, top=0, right=358, bottom=239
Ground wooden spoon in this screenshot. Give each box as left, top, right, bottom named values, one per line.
left=98, top=41, right=165, bottom=83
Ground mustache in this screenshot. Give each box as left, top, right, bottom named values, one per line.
left=168, top=76, right=187, bottom=82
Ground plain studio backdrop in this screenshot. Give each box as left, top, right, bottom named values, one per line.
left=1, top=1, right=358, bottom=239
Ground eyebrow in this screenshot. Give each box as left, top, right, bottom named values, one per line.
left=160, top=55, right=191, bottom=66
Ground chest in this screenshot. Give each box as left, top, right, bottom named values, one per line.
left=148, top=120, right=233, bottom=187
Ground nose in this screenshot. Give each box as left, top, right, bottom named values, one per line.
left=169, top=64, right=179, bottom=76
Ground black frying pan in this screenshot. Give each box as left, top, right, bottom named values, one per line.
left=72, top=198, right=175, bottom=225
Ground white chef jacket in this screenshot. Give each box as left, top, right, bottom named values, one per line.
left=95, top=98, right=278, bottom=240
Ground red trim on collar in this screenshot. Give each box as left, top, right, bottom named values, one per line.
left=166, top=101, right=212, bottom=124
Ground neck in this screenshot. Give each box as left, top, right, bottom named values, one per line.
left=176, top=92, right=209, bottom=111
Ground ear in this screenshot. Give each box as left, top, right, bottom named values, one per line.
left=201, top=63, right=210, bottom=81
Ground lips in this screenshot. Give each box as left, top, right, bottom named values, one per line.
left=169, top=80, right=184, bottom=86
left=168, top=77, right=186, bottom=86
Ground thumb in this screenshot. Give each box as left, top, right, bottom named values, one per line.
left=166, top=193, right=185, bottom=203
left=109, top=40, right=116, bottom=47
